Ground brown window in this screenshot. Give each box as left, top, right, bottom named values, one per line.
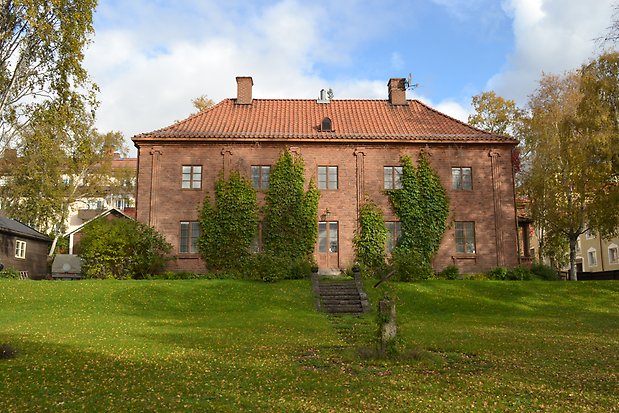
left=455, top=221, right=476, bottom=254
left=182, top=165, right=202, bottom=189
left=180, top=221, right=201, bottom=253
left=251, top=166, right=270, bottom=190
left=452, top=167, right=472, bottom=191
left=317, top=166, right=338, bottom=190
left=385, top=221, right=402, bottom=253
left=384, top=166, right=403, bottom=189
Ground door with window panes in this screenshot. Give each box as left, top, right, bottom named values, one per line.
left=317, top=221, right=339, bottom=269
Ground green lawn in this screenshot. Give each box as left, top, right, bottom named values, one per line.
left=0, top=279, right=617, bottom=412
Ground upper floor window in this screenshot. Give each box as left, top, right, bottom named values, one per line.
left=251, top=166, right=270, bottom=190
left=384, top=166, right=403, bottom=189
left=318, top=166, right=338, bottom=190
left=455, top=221, right=476, bottom=254
left=452, top=167, right=472, bottom=191
left=180, top=221, right=201, bottom=254
left=182, top=165, right=202, bottom=189
left=15, top=240, right=27, bottom=259
left=587, top=248, right=598, bottom=267
left=608, top=244, right=618, bottom=264
left=385, top=221, right=402, bottom=253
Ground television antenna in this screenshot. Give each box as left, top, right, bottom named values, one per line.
left=405, top=73, right=419, bottom=91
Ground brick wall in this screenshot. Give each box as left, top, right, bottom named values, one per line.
left=135, top=141, right=519, bottom=273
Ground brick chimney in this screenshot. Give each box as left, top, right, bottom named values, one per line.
left=388, top=78, right=407, bottom=105
left=236, top=76, right=253, bottom=105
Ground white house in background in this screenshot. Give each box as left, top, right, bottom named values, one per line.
left=575, top=230, right=619, bottom=273
left=64, top=153, right=137, bottom=235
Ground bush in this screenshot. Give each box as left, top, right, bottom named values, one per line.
left=530, top=262, right=560, bottom=280
left=239, top=253, right=290, bottom=282
left=288, top=257, right=313, bottom=280
left=438, top=265, right=460, bottom=280
left=0, top=267, right=20, bottom=279
left=506, top=266, right=534, bottom=281
left=80, top=218, right=173, bottom=279
left=486, top=267, right=508, bottom=280
left=487, top=266, right=535, bottom=281
left=389, top=249, right=434, bottom=282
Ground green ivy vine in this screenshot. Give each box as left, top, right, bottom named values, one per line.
left=387, top=152, right=449, bottom=263
left=198, top=171, right=258, bottom=271
left=354, top=199, right=387, bottom=273
left=263, top=150, right=320, bottom=260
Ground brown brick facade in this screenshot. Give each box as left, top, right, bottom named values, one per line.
left=133, top=76, right=520, bottom=273
left=135, top=141, right=519, bottom=273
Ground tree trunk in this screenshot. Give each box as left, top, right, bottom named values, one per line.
left=569, top=237, right=578, bottom=281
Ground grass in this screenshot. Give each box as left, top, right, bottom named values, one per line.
left=0, top=279, right=617, bottom=412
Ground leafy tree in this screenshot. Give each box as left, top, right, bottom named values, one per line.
left=190, top=94, right=215, bottom=114
left=524, top=53, right=619, bottom=280
left=468, top=91, right=525, bottom=136
left=0, top=101, right=126, bottom=234
left=80, top=218, right=173, bottom=279
left=354, top=199, right=387, bottom=273
left=0, top=0, right=98, bottom=151
left=263, top=150, right=319, bottom=260
left=198, top=171, right=258, bottom=271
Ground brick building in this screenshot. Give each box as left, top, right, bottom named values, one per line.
left=132, top=77, right=520, bottom=273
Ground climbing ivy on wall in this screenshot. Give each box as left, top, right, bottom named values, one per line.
left=198, top=171, right=258, bottom=271
left=354, top=199, right=387, bottom=273
left=387, top=152, right=449, bottom=263
left=263, top=150, right=320, bottom=260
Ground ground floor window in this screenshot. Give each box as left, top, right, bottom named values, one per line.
left=587, top=248, right=598, bottom=267
left=455, top=221, right=476, bottom=254
left=15, top=239, right=26, bottom=259
left=385, top=221, right=402, bottom=253
left=180, top=221, right=201, bottom=253
left=609, top=244, right=618, bottom=264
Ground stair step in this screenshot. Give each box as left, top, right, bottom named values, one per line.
left=315, top=278, right=367, bottom=315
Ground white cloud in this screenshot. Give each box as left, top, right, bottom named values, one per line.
left=488, top=0, right=615, bottom=104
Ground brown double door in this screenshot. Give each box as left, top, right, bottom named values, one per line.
left=317, top=221, right=339, bottom=270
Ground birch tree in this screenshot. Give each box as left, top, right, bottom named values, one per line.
left=525, top=53, right=619, bottom=280
left=0, top=0, right=97, bottom=151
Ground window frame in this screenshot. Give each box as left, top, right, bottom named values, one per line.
left=179, top=221, right=201, bottom=254
left=15, top=239, right=27, bottom=259
left=181, top=165, right=202, bottom=190
left=251, top=165, right=271, bottom=191
left=587, top=248, right=598, bottom=267
left=318, top=221, right=339, bottom=253
left=321, top=117, right=333, bottom=132
left=385, top=221, right=402, bottom=253
left=455, top=221, right=476, bottom=254
left=452, top=167, right=473, bottom=191
left=317, top=166, right=338, bottom=190
left=384, top=166, right=403, bottom=190
left=608, top=244, right=618, bottom=265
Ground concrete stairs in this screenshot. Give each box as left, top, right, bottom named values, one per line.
left=315, top=277, right=369, bottom=315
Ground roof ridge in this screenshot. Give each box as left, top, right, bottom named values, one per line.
left=410, top=99, right=511, bottom=139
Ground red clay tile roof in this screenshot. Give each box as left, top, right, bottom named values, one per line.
left=133, top=99, right=517, bottom=144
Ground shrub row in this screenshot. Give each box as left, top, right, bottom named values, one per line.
left=365, top=255, right=559, bottom=282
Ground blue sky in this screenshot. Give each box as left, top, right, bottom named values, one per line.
left=84, top=0, right=616, bottom=153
